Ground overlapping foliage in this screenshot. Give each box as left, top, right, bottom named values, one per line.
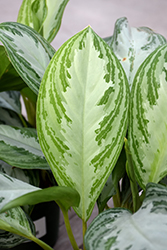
left=0, top=1, right=167, bottom=250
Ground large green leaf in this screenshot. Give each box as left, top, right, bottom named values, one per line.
left=129, top=44, right=167, bottom=188
left=37, top=26, right=129, bottom=221
left=0, top=22, right=55, bottom=95
left=105, top=17, right=166, bottom=88
left=0, top=46, right=26, bottom=92
left=0, top=125, right=50, bottom=169
left=17, top=0, right=69, bottom=43
left=84, top=182, right=167, bottom=250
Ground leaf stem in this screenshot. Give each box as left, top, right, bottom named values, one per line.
left=22, top=94, right=36, bottom=128
left=113, top=183, right=121, bottom=207
left=19, top=114, right=28, bottom=127
left=82, top=220, right=87, bottom=250
left=31, top=235, right=53, bottom=250
left=124, top=138, right=141, bottom=212
left=61, top=207, right=79, bottom=250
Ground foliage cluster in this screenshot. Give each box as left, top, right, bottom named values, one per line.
left=0, top=1, right=167, bottom=250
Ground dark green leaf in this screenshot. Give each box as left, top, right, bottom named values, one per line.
left=0, top=46, right=26, bottom=92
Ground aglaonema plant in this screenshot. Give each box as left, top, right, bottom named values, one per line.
left=0, top=2, right=167, bottom=249
left=0, top=0, right=72, bottom=248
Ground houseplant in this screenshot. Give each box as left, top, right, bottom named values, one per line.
left=0, top=0, right=70, bottom=248
left=0, top=1, right=167, bottom=250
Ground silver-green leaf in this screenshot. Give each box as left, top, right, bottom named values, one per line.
left=0, top=172, right=40, bottom=210
left=84, top=182, right=167, bottom=250
left=105, top=17, right=166, bottom=88
left=0, top=207, right=34, bottom=248
left=129, top=44, right=167, bottom=188
left=37, top=26, right=129, bottom=221
left=0, top=125, right=50, bottom=169
left=0, top=160, right=39, bottom=187
left=41, top=0, right=69, bottom=43
left=0, top=22, right=55, bottom=95
left=17, top=0, right=69, bottom=43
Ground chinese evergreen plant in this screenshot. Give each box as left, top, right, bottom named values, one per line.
left=0, top=1, right=167, bottom=250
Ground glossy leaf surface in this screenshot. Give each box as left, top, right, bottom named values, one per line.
left=37, top=26, right=129, bottom=221
left=106, top=17, right=166, bottom=87
left=85, top=183, right=167, bottom=250
left=129, top=44, right=167, bottom=188
left=0, top=22, right=55, bottom=95
left=0, top=125, right=50, bottom=169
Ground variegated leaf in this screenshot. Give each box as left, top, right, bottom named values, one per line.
left=0, top=160, right=40, bottom=214
left=0, top=173, right=40, bottom=210
left=129, top=44, right=167, bottom=188
left=0, top=125, right=50, bottom=170
left=1, top=185, right=80, bottom=214
left=37, top=26, right=129, bottom=221
left=17, top=0, right=69, bottom=43
left=0, top=213, right=35, bottom=249
left=0, top=91, right=21, bottom=114
left=31, top=0, right=47, bottom=34
left=84, top=182, right=167, bottom=250
left=105, top=17, right=166, bottom=87
left=0, top=207, right=52, bottom=250
left=0, top=22, right=55, bottom=95
left=17, top=0, right=47, bottom=34
left=17, top=0, right=35, bottom=29
left=0, top=207, right=34, bottom=248
left=0, top=160, right=39, bottom=187
left=42, top=0, right=69, bottom=43
left=0, top=171, right=79, bottom=214
left=0, top=230, right=28, bottom=249
left=0, top=108, right=23, bottom=127
left=0, top=173, right=54, bottom=250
